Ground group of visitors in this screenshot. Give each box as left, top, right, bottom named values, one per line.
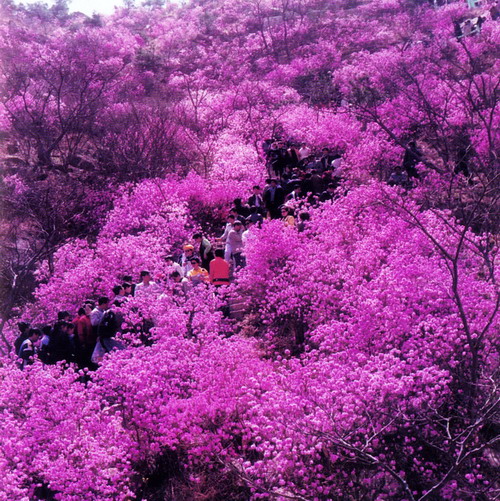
left=14, top=300, right=120, bottom=370
left=263, top=140, right=343, bottom=179
left=262, top=140, right=344, bottom=201
left=13, top=142, right=341, bottom=370
left=13, top=252, right=232, bottom=370
left=13, top=177, right=320, bottom=370
left=262, top=138, right=426, bottom=193
left=13, top=241, right=242, bottom=370
left=14, top=139, right=419, bottom=370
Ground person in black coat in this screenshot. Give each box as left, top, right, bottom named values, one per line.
left=320, top=183, right=336, bottom=203
left=233, top=198, right=250, bottom=218
left=320, top=147, right=335, bottom=171
left=248, top=186, right=264, bottom=213
left=402, top=141, right=421, bottom=179
left=285, top=184, right=303, bottom=202
left=18, top=328, right=41, bottom=368
left=270, top=142, right=288, bottom=178
left=48, top=321, right=75, bottom=364
left=14, top=321, right=30, bottom=356
left=263, top=179, right=285, bottom=218
left=301, top=173, right=314, bottom=195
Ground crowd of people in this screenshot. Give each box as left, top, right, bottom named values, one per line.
left=12, top=173, right=318, bottom=371
left=261, top=138, right=424, bottom=192
left=14, top=298, right=126, bottom=371
left=14, top=139, right=424, bottom=370
left=262, top=139, right=345, bottom=202
left=13, top=250, right=231, bottom=371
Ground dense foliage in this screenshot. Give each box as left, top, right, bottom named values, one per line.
left=0, top=0, right=498, bottom=499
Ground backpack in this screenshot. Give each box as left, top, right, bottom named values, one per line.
left=14, top=334, right=28, bottom=357
left=18, top=338, right=34, bottom=361
left=98, top=310, right=118, bottom=339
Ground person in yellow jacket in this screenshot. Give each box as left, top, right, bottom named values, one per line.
left=187, top=258, right=209, bottom=285
left=281, top=206, right=295, bottom=227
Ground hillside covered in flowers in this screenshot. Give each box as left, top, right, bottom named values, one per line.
left=0, top=0, right=499, bottom=499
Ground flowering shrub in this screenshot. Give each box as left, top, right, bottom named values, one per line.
left=0, top=363, right=135, bottom=500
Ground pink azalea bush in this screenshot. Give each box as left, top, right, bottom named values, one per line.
left=0, top=363, right=135, bottom=500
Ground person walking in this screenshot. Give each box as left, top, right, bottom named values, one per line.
left=227, top=220, right=246, bottom=268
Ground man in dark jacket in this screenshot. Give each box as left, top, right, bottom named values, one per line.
left=263, top=179, right=285, bottom=218
left=247, top=186, right=264, bottom=213
left=402, top=141, right=421, bottom=179
left=320, top=183, right=336, bottom=203
left=49, top=321, right=74, bottom=364
left=18, top=328, right=41, bottom=368
left=320, top=147, right=335, bottom=171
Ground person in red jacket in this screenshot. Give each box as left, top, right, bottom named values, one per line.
left=73, top=303, right=94, bottom=368
left=209, top=249, right=230, bottom=287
